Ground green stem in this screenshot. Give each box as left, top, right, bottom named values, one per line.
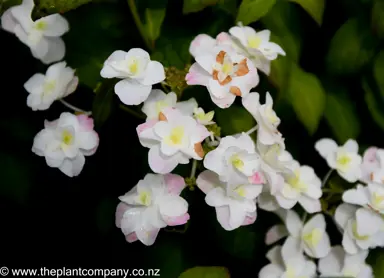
left=322, top=169, right=334, bottom=188
left=190, top=160, right=197, bottom=179
left=322, top=188, right=344, bottom=194
left=119, top=104, right=146, bottom=119
left=127, top=0, right=152, bottom=51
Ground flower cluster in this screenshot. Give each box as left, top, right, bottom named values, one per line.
left=2, top=0, right=383, bottom=274
left=1, top=0, right=99, bottom=177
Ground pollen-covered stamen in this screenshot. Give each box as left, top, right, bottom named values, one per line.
left=159, top=112, right=167, bottom=121
left=230, top=86, right=241, bottom=96
left=212, top=51, right=237, bottom=86
left=194, top=142, right=204, bottom=158
left=234, top=59, right=249, bottom=77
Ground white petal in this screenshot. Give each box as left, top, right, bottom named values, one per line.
left=275, top=194, right=296, bottom=209
left=258, top=192, right=279, bottom=211
left=148, top=145, right=181, bottom=174
left=281, top=236, right=302, bottom=263
left=30, top=37, right=50, bottom=62
left=210, top=91, right=236, bottom=109
left=39, top=14, right=69, bottom=36
left=203, top=145, right=226, bottom=176
left=342, top=185, right=369, bottom=206
left=335, top=203, right=358, bottom=229
left=196, top=170, right=221, bottom=194
left=136, top=228, right=160, bottom=246
left=228, top=202, right=248, bottom=229
left=115, top=79, right=151, bottom=105
left=77, top=131, right=98, bottom=153
left=24, top=73, right=45, bottom=95
left=137, top=120, right=160, bottom=148
left=58, top=153, right=85, bottom=177
left=38, top=37, right=65, bottom=64
left=195, top=53, right=215, bottom=73
left=32, top=129, right=54, bottom=156
left=11, top=3, right=34, bottom=32
left=258, top=264, right=284, bottom=278
left=45, top=142, right=65, bottom=167
left=318, top=246, right=344, bottom=275
left=189, top=34, right=216, bottom=57
left=265, top=224, right=288, bottom=245
left=228, top=26, right=247, bottom=46
left=342, top=227, right=360, bottom=254
left=308, top=230, right=331, bottom=258
left=315, top=138, right=338, bottom=158
left=278, top=210, right=303, bottom=237
left=159, top=195, right=188, bottom=217
left=266, top=245, right=284, bottom=266
left=205, top=187, right=227, bottom=207
left=356, top=207, right=382, bottom=236
left=215, top=206, right=232, bottom=231
left=141, top=61, right=165, bottom=86
left=100, top=50, right=127, bottom=78
left=303, top=213, right=326, bottom=233
left=298, top=195, right=321, bottom=213
left=185, top=63, right=210, bottom=86
left=1, top=9, right=17, bottom=33
left=175, top=98, right=198, bottom=116
left=344, top=139, right=359, bottom=153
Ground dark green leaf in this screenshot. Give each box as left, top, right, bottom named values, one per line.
left=236, top=0, right=276, bottom=25
left=179, top=266, right=230, bottom=278
left=215, top=105, right=256, bottom=136
left=92, top=81, right=116, bottom=128
left=373, top=50, right=384, bottom=98
left=288, top=0, right=325, bottom=25
left=324, top=87, right=360, bottom=144
left=64, top=3, right=133, bottom=89
left=368, top=247, right=384, bottom=277
left=182, top=0, right=219, bottom=14
left=372, top=0, right=384, bottom=39
left=38, top=0, right=92, bottom=13
left=217, top=0, right=237, bottom=15
left=363, top=78, right=384, bottom=130
left=286, top=64, right=326, bottom=134
left=326, top=18, right=380, bottom=76
left=144, top=8, right=166, bottom=45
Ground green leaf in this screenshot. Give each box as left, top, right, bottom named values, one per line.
left=38, top=0, right=92, bottom=13
left=288, top=0, right=324, bottom=25
left=144, top=8, right=166, bottom=45
left=236, top=0, right=276, bottom=25
left=217, top=0, right=237, bottom=15
left=372, top=0, right=384, bottom=39
left=179, top=267, right=230, bottom=278
left=326, top=18, right=380, bottom=76
left=286, top=65, right=326, bottom=134
left=363, top=78, right=384, bottom=130
left=324, top=87, right=360, bottom=144
left=92, top=81, right=116, bottom=128
left=215, top=105, right=256, bottom=136
left=182, top=0, right=219, bottom=14
left=368, top=248, right=384, bottom=277
left=64, top=3, right=133, bottom=89
left=373, top=50, right=384, bottom=98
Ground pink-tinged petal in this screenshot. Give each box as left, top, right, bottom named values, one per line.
left=210, top=91, right=236, bottom=109
left=189, top=34, right=216, bottom=57
left=242, top=211, right=257, bottom=226
left=216, top=32, right=231, bottom=43
left=196, top=170, right=221, bottom=194
left=164, top=213, right=190, bottom=226
left=195, top=123, right=211, bottom=142
left=363, top=147, right=378, bottom=163
left=116, top=202, right=130, bottom=228
left=148, top=145, right=180, bottom=174
left=249, top=171, right=265, bottom=185
left=137, top=119, right=158, bottom=134
left=77, top=114, right=94, bottom=131
left=185, top=63, right=210, bottom=86
left=164, top=173, right=186, bottom=195
left=265, top=224, right=288, bottom=245
left=125, top=232, right=138, bottom=243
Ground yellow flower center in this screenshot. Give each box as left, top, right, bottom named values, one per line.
left=302, top=228, right=322, bottom=247
left=222, top=62, right=233, bottom=75
left=43, top=80, right=56, bottom=94
left=372, top=192, right=384, bottom=210
left=230, top=154, right=244, bottom=170
left=139, top=191, right=151, bottom=206
left=35, top=20, right=47, bottom=31
left=247, top=36, right=262, bottom=49
left=166, top=126, right=185, bottom=146
left=62, top=130, right=73, bottom=145
left=155, top=100, right=169, bottom=115
left=287, top=169, right=308, bottom=193
left=336, top=153, right=351, bottom=167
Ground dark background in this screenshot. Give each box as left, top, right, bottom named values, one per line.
left=1, top=0, right=384, bottom=277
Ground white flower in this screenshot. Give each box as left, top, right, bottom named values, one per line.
left=203, top=133, right=264, bottom=184
left=318, top=246, right=373, bottom=278
left=267, top=210, right=331, bottom=259
left=196, top=170, right=261, bottom=230
left=32, top=113, right=99, bottom=177
left=186, top=45, right=259, bottom=108
left=136, top=107, right=210, bottom=174
left=24, top=61, right=78, bottom=111
left=100, top=48, right=165, bottom=105
left=141, top=89, right=197, bottom=120
left=361, top=147, right=384, bottom=184
left=229, top=26, right=285, bottom=75
left=259, top=245, right=317, bottom=278
left=275, top=161, right=322, bottom=213
left=1, top=0, right=68, bottom=64
left=242, top=92, right=284, bottom=146
left=315, top=138, right=362, bottom=182
left=335, top=203, right=384, bottom=254
left=193, top=107, right=215, bottom=126
left=116, top=173, right=189, bottom=246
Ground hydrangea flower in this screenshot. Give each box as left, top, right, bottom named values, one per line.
left=360, top=147, right=384, bottom=184
left=189, top=32, right=239, bottom=58
left=267, top=210, right=331, bottom=259
left=203, top=133, right=263, bottom=184
left=193, top=107, right=215, bottom=126
left=242, top=92, right=284, bottom=146
left=137, top=107, right=210, bottom=174
left=315, top=138, right=362, bottom=183
left=196, top=170, right=261, bottom=230
left=116, top=173, right=189, bottom=246
left=32, top=112, right=99, bottom=177
left=274, top=160, right=322, bottom=213
left=141, top=89, right=197, bottom=120
left=24, top=61, right=78, bottom=111
left=259, top=245, right=317, bottom=278
left=318, top=246, right=373, bottom=278
left=335, top=203, right=384, bottom=254
left=229, top=26, right=285, bottom=75
left=100, top=48, right=165, bottom=105
left=1, top=0, right=68, bottom=64
left=186, top=45, right=259, bottom=108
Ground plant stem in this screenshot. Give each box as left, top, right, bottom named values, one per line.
left=322, top=169, right=334, bottom=188
left=190, top=160, right=197, bottom=179
left=119, top=104, right=146, bottom=119
left=60, top=99, right=91, bottom=115
left=246, top=125, right=258, bottom=135
left=127, top=0, right=152, bottom=51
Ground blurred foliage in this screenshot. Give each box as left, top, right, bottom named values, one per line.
left=2, top=0, right=384, bottom=276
